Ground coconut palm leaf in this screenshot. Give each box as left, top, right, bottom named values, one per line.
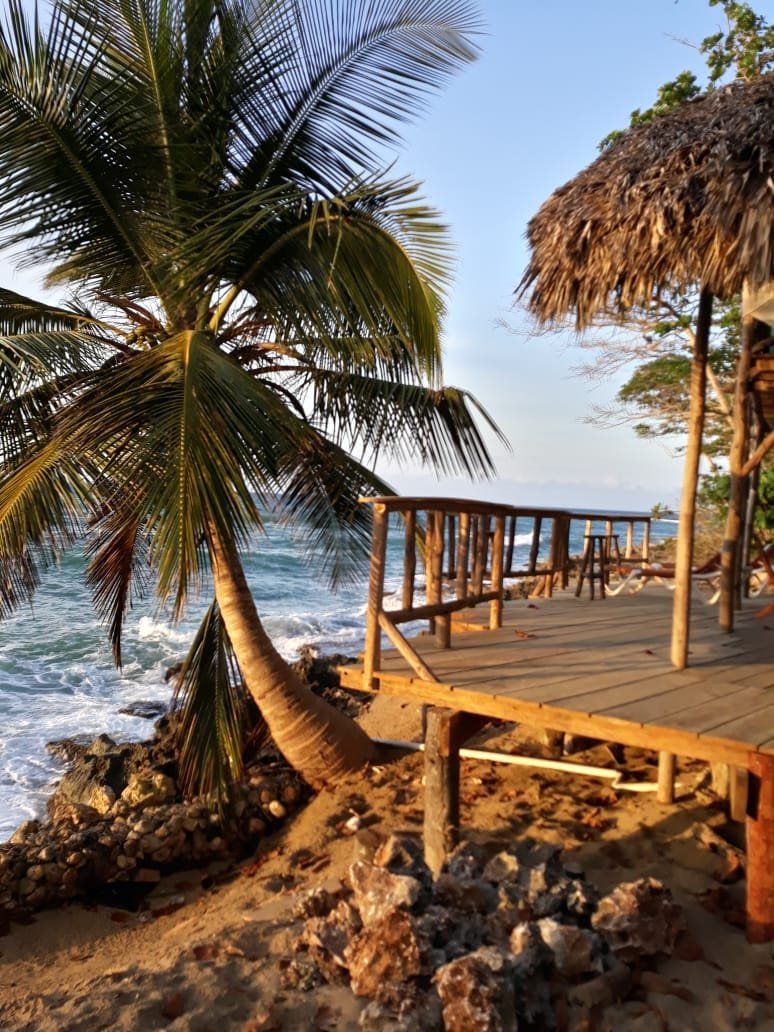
left=275, top=425, right=395, bottom=586
left=306, top=370, right=506, bottom=477
left=235, top=0, right=481, bottom=192
left=173, top=599, right=253, bottom=810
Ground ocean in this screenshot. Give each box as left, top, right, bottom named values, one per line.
left=0, top=513, right=675, bottom=838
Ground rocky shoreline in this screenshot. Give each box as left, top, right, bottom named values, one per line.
left=0, top=649, right=360, bottom=924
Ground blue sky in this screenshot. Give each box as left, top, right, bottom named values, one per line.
left=382, top=0, right=736, bottom=510
left=4, top=1, right=738, bottom=511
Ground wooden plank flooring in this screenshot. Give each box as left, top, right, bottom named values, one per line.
left=339, top=588, right=774, bottom=766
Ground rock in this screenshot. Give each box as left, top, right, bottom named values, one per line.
left=592, top=878, right=685, bottom=962
left=161, top=992, right=185, bottom=1020
left=434, top=874, right=496, bottom=915
left=88, top=784, right=116, bottom=814
left=45, top=736, right=92, bottom=764
left=118, top=701, right=168, bottom=719
left=299, top=900, right=361, bottom=983
left=348, top=861, right=423, bottom=924
left=509, top=921, right=552, bottom=974
left=373, top=833, right=428, bottom=877
left=435, top=946, right=517, bottom=1032
left=600, top=1002, right=664, bottom=1032
left=121, top=771, right=177, bottom=809
left=538, top=917, right=604, bottom=978
left=568, top=961, right=633, bottom=1010
left=345, top=907, right=427, bottom=1007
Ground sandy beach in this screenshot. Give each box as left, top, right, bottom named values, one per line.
left=1, top=695, right=773, bottom=1031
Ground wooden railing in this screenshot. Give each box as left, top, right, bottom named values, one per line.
left=361, top=497, right=652, bottom=689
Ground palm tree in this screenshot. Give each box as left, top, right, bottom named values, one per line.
left=0, top=0, right=501, bottom=794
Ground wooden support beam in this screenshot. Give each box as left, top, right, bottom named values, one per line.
left=432, top=511, right=450, bottom=648
left=402, top=509, right=416, bottom=612
left=729, top=766, right=749, bottom=824
left=363, top=504, right=388, bottom=690
left=671, top=288, right=712, bottom=668
left=720, top=314, right=756, bottom=631
left=423, top=708, right=489, bottom=876
left=657, top=752, right=676, bottom=804
left=746, top=752, right=774, bottom=943
left=489, top=516, right=505, bottom=629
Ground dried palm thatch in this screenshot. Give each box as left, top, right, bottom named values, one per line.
left=520, top=75, right=774, bottom=329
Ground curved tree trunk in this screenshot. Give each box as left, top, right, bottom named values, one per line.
left=209, top=528, right=374, bottom=784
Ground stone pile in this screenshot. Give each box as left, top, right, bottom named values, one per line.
left=292, top=835, right=686, bottom=1031
left=0, top=728, right=304, bottom=919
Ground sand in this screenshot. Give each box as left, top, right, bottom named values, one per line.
left=1, top=695, right=773, bottom=1031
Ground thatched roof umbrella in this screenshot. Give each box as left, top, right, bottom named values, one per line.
left=519, top=74, right=774, bottom=668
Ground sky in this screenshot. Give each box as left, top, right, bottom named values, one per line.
left=380, top=0, right=739, bottom=511
left=3, top=0, right=742, bottom=512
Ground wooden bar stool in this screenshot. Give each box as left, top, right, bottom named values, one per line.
left=575, top=533, right=610, bottom=599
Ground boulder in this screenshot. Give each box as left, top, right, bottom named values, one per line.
left=592, top=878, right=685, bottom=962
left=348, top=861, right=423, bottom=925
left=435, top=946, right=517, bottom=1032
left=345, top=907, right=428, bottom=1007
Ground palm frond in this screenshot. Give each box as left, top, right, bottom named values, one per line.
left=275, top=425, right=396, bottom=586
left=0, top=1, right=166, bottom=298
left=306, top=369, right=506, bottom=478
left=173, top=599, right=255, bottom=811
left=235, top=0, right=481, bottom=191
left=0, top=438, right=93, bottom=615
left=85, top=490, right=151, bottom=666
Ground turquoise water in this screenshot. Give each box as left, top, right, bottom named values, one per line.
left=0, top=514, right=672, bottom=837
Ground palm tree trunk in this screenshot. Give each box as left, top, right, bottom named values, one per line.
left=208, top=527, right=374, bottom=784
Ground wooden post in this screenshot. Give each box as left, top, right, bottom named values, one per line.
left=657, top=752, right=676, bottom=804
left=431, top=511, right=450, bottom=648
left=505, top=515, right=516, bottom=575
left=424, top=708, right=461, bottom=877
left=402, top=509, right=416, bottom=613
left=425, top=510, right=435, bottom=635
left=456, top=512, right=470, bottom=600
left=642, top=520, right=651, bottom=562
left=363, top=504, right=389, bottom=690
left=423, top=709, right=489, bottom=876
left=489, top=516, right=505, bottom=629
left=746, top=752, right=774, bottom=944
left=729, top=767, right=749, bottom=824
left=625, top=522, right=634, bottom=559
left=446, top=515, right=457, bottom=580
left=528, top=516, right=542, bottom=574
left=670, top=288, right=712, bottom=669
left=720, top=313, right=755, bottom=632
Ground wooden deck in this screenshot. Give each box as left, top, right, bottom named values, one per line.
left=340, top=587, right=774, bottom=767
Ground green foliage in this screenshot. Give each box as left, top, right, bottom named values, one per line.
left=702, top=1, right=774, bottom=81
left=699, top=469, right=774, bottom=538
left=599, top=71, right=700, bottom=150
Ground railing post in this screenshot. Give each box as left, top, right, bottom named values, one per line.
left=456, top=512, right=470, bottom=600
left=403, top=510, right=416, bottom=612
left=625, top=522, right=634, bottom=559
left=363, top=503, right=388, bottom=690
left=431, top=510, right=450, bottom=647
left=490, top=515, right=505, bottom=629
left=642, top=519, right=651, bottom=561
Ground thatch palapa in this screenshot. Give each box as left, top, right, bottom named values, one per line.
left=520, top=75, right=774, bottom=329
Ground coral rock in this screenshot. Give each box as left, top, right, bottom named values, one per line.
left=345, top=907, right=427, bottom=1007
left=435, top=946, right=517, bottom=1032
left=537, top=917, right=604, bottom=979
left=348, top=861, right=422, bottom=925
left=592, top=878, right=685, bottom=962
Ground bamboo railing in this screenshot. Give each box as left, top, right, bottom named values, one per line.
left=361, top=497, right=652, bottom=690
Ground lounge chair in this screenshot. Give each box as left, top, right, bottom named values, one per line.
left=605, top=553, right=722, bottom=602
